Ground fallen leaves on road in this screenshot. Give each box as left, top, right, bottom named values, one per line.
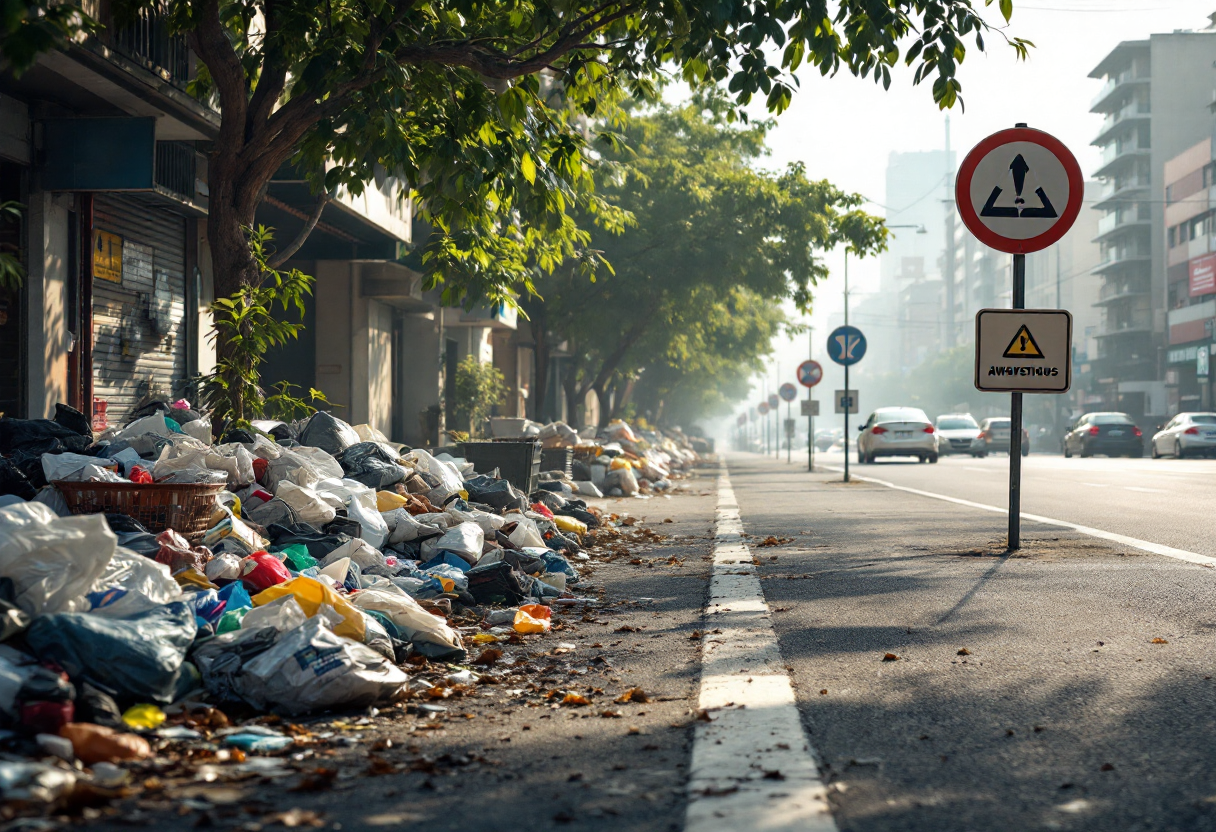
left=600, top=710, right=623, bottom=718
left=882, top=653, right=900, bottom=662
left=615, top=687, right=650, bottom=704
left=756, top=536, right=793, bottom=547
left=266, top=809, right=325, bottom=828
left=472, top=648, right=503, bottom=665
left=562, top=693, right=592, bottom=707
left=689, top=630, right=703, bottom=640
left=957, top=648, right=971, bottom=656
left=819, top=689, right=828, bottom=695
left=289, top=767, right=337, bottom=792
left=1151, top=638, right=1169, bottom=644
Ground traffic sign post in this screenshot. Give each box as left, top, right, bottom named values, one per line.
left=779, top=383, right=797, bottom=463
left=834, top=390, right=858, bottom=414
left=828, top=326, right=867, bottom=483
left=767, top=394, right=780, bottom=459
left=957, top=124, right=1082, bottom=550
left=797, top=359, right=823, bottom=472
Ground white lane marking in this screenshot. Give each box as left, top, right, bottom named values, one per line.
left=964, top=467, right=989, bottom=473
left=1124, top=486, right=1164, bottom=494
left=1080, top=482, right=1109, bottom=488
left=685, top=464, right=837, bottom=832
left=822, top=466, right=1216, bottom=569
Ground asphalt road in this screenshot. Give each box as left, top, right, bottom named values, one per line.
left=813, top=447, right=1216, bottom=558
left=729, top=451, right=1216, bottom=832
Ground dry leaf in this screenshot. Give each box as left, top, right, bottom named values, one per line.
left=472, top=648, right=503, bottom=665
left=615, top=687, right=649, bottom=704
left=265, top=808, right=325, bottom=828
left=366, top=755, right=397, bottom=776
left=562, top=693, right=591, bottom=707
left=819, top=689, right=828, bottom=695
left=600, top=710, right=623, bottom=718
left=289, top=768, right=337, bottom=792
left=882, top=653, right=900, bottom=662
left=756, top=536, right=793, bottom=547
left=957, top=648, right=971, bottom=656
left=1151, top=638, right=1169, bottom=644
left=689, top=631, right=703, bottom=640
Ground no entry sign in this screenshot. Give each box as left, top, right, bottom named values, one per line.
left=956, top=127, right=1083, bottom=254
left=797, top=360, right=823, bottom=388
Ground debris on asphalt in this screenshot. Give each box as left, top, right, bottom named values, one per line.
left=0, top=402, right=708, bottom=824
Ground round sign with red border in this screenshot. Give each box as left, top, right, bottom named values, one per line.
left=767, top=394, right=780, bottom=409
left=797, top=360, right=823, bottom=388
left=955, top=126, right=1083, bottom=255
left=779, top=383, right=797, bottom=402
left=758, top=402, right=770, bottom=416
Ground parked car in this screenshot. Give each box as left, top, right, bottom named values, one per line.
left=1150, top=412, right=1216, bottom=458
left=1062, top=412, right=1143, bottom=458
left=935, top=413, right=982, bottom=456
left=814, top=429, right=842, bottom=452
left=857, top=407, right=937, bottom=464
left=973, top=417, right=1030, bottom=457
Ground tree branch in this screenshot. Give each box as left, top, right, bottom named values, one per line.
left=246, top=0, right=290, bottom=135
left=266, top=189, right=334, bottom=268
left=187, top=0, right=248, bottom=151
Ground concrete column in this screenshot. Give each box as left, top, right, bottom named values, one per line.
left=24, top=191, right=71, bottom=418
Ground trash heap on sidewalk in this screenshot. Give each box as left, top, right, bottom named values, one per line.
left=0, top=401, right=703, bottom=820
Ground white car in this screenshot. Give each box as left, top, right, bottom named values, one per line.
left=858, top=407, right=938, bottom=464
left=1151, top=412, right=1216, bottom=458
left=935, top=413, right=982, bottom=456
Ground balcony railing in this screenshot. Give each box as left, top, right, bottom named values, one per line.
left=1099, top=280, right=1150, bottom=302
left=1098, top=310, right=1153, bottom=336
left=1098, top=101, right=1151, bottom=137
left=113, top=5, right=190, bottom=86
left=1090, top=66, right=1151, bottom=110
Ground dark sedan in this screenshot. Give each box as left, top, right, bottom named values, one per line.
left=1063, top=412, right=1143, bottom=458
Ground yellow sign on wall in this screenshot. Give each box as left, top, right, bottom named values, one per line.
left=93, top=230, right=123, bottom=283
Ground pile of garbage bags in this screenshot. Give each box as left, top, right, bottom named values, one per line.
left=0, top=401, right=706, bottom=812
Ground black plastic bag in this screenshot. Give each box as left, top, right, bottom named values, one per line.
left=557, top=506, right=599, bottom=529
left=0, top=418, right=90, bottom=454
left=220, top=427, right=257, bottom=445
left=467, top=561, right=534, bottom=606
left=465, top=475, right=526, bottom=511
left=25, top=601, right=197, bottom=704
left=102, top=513, right=150, bottom=535
left=0, top=457, right=35, bottom=500
left=168, top=407, right=200, bottom=425
left=335, top=442, right=405, bottom=490
left=127, top=400, right=170, bottom=422
left=52, top=403, right=92, bottom=438
left=75, top=683, right=123, bottom=729
left=298, top=412, right=358, bottom=455
left=265, top=523, right=351, bottom=560
left=268, top=423, right=296, bottom=442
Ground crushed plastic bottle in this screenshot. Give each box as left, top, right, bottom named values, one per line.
left=121, top=703, right=166, bottom=730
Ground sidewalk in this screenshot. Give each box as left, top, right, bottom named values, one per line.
left=725, top=452, right=1216, bottom=832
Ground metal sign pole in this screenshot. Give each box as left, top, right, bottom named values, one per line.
left=844, top=363, right=851, bottom=484
left=1009, top=253, right=1026, bottom=550
left=787, top=402, right=792, bottom=463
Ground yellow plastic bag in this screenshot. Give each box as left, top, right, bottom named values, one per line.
left=251, top=577, right=366, bottom=641
left=376, top=490, right=408, bottom=512
left=552, top=515, right=587, bottom=536
left=121, top=704, right=166, bottom=730
left=513, top=604, right=552, bottom=634
left=609, top=457, right=633, bottom=470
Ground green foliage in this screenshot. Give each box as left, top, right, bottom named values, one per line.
left=201, top=226, right=333, bottom=428
left=530, top=91, right=886, bottom=425
left=0, top=0, right=94, bottom=75
left=452, top=355, right=506, bottom=437
left=0, top=200, right=25, bottom=292
left=118, top=0, right=1023, bottom=311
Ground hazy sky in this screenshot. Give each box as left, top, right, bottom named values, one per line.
left=737, top=0, right=1210, bottom=421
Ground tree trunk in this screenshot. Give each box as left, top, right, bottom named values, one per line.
left=594, top=382, right=611, bottom=430
left=562, top=365, right=581, bottom=427
left=528, top=305, right=550, bottom=422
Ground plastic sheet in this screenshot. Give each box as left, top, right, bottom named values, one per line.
left=0, top=503, right=115, bottom=616
left=86, top=547, right=183, bottom=618
left=349, top=587, right=464, bottom=657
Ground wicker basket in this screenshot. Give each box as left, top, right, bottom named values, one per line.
left=53, top=481, right=225, bottom=540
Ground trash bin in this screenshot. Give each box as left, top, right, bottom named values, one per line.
left=540, top=447, right=572, bottom=477
left=460, top=440, right=541, bottom=494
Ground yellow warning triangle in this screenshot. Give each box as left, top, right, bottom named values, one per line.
left=1002, top=324, right=1045, bottom=359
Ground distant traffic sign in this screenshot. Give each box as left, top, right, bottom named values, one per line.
left=779, top=383, right=797, bottom=402
left=758, top=402, right=770, bottom=416
left=826, top=326, right=866, bottom=366
left=956, top=126, right=1083, bottom=254
left=783, top=419, right=796, bottom=436
left=974, top=309, right=1072, bottom=393
left=797, top=360, right=823, bottom=388
left=835, top=390, right=858, bottom=414
left=801, top=400, right=819, bottom=417
left=768, top=394, right=780, bottom=409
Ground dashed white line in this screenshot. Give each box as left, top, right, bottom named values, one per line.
left=1124, top=486, right=1164, bottom=494
left=685, top=463, right=836, bottom=832
left=1080, top=482, right=1109, bottom=488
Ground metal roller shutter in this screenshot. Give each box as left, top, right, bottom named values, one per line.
left=92, top=194, right=188, bottom=422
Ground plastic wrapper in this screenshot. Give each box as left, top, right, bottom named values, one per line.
left=250, top=576, right=366, bottom=641
left=604, top=466, right=640, bottom=496
left=403, top=449, right=466, bottom=503
left=86, top=547, right=183, bottom=618
left=154, top=529, right=212, bottom=574
left=25, top=601, right=196, bottom=703
left=239, top=595, right=309, bottom=632
left=425, top=522, right=483, bottom=562
left=507, top=517, right=546, bottom=549
left=240, top=552, right=291, bottom=593
left=0, top=457, right=35, bottom=500
left=315, top=478, right=388, bottom=548
left=514, top=603, right=552, bottom=633
left=350, top=587, right=464, bottom=657
left=335, top=442, right=405, bottom=490
left=204, top=552, right=243, bottom=582
left=274, top=481, right=337, bottom=526
left=316, top=537, right=387, bottom=573
left=382, top=508, right=443, bottom=545
left=41, top=453, right=120, bottom=483
left=181, top=417, right=213, bottom=444
left=218, top=615, right=407, bottom=715
left=0, top=503, right=115, bottom=615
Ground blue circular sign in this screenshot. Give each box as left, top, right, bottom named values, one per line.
left=779, top=383, right=797, bottom=402
left=827, top=325, right=867, bottom=366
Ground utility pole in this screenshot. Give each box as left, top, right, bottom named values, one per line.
left=807, top=325, right=815, bottom=473
left=944, top=116, right=957, bottom=350
left=843, top=249, right=851, bottom=484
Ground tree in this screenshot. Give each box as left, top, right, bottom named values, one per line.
left=113, top=0, right=1021, bottom=405
left=452, top=355, right=507, bottom=437
left=525, top=91, right=886, bottom=426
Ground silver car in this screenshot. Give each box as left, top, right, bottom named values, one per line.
left=935, top=413, right=982, bottom=456
left=1151, top=412, right=1216, bottom=458
left=858, top=407, right=938, bottom=464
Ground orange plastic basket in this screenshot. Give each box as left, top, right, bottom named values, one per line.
left=53, top=481, right=225, bottom=540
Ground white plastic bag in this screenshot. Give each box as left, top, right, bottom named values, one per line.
left=40, top=453, right=119, bottom=483
left=181, top=418, right=213, bottom=444
left=238, top=615, right=408, bottom=715
left=0, top=503, right=115, bottom=615
left=573, top=481, right=603, bottom=498
left=274, top=481, right=337, bottom=526
left=207, top=443, right=257, bottom=486
left=349, top=587, right=463, bottom=654
left=507, top=516, right=546, bottom=549
left=383, top=509, right=440, bottom=544
left=239, top=595, right=309, bottom=633
left=314, top=479, right=388, bottom=549
left=204, top=552, right=243, bottom=582
left=403, top=449, right=465, bottom=503
left=316, top=538, right=386, bottom=572
left=114, top=413, right=174, bottom=442
left=426, top=522, right=483, bottom=561
left=85, top=547, right=183, bottom=618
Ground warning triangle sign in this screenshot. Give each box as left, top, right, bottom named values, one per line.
left=980, top=154, right=1059, bottom=219
left=1003, top=324, right=1045, bottom=359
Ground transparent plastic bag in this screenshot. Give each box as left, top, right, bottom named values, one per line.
left=0, top=503, right=115, bottom=615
